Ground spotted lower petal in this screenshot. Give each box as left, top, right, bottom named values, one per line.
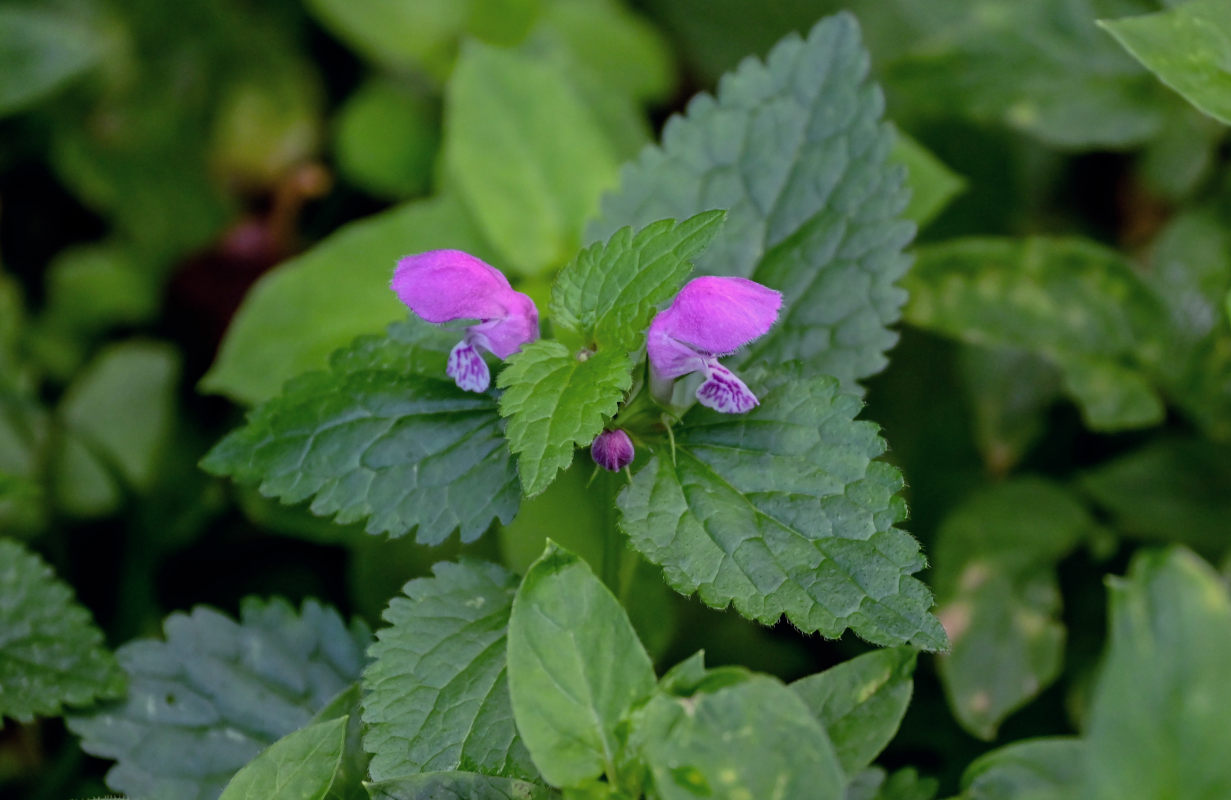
left=447, top=341, right=491, bottom=393
left=695, top=362, right=758, bottom=413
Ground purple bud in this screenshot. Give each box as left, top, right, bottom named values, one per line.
left=392, top=250, right=539, bottom=392
left=647, top=276, right=781, bottom=413
left=591, top=429, right=635, bottom=471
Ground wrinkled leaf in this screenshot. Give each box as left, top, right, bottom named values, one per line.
left=366, top=772, right=555, bottom=800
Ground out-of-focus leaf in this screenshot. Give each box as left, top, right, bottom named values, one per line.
left=67, top=598, right=370, bottom=800
left=210, top=65, right=323, bottom=187
left=0, top=539, right=125, bottom=722
left=36, top=243, right=159, bottom=351
left=332, top=78, right=437, bottom=199
left=791, top=647, right=916, bottom=775
left=216, top=716, right=350, bottom=800
left=202, top=195, right=493, bottom=406
left=1085, top=548, right=1231, bottom=798
left=960, top=738, right=1084, bottom=800
left=444, top=42, right=620, bottom=277
left=890, top=131, right=965, bottom=228
left=932, top=479, right=1092, bottom=739
left=593, top=14, right=914, bottom=396
left=904, top=237, right=1166, bottom=431
left=846, top=768, right=938, bottom=800
left=1100, top=0, right=1231, bottom=125
left=202, top=322, right=520, bottom=543
left=957, top=344, right=1062, bottom=475
left=366, top=773, right=556, bottom=800
left=0, top=5, right=104, bottom=115
left=1138, top=109, right=1224, bottom=200
left=1078, top=437, right=1231, bottom=550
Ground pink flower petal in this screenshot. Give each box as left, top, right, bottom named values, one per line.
left=648, top=276, right=781, bottom=360
left=392, top=250, right=513, bottom=323
left=467, top=292, right=540, bottom=359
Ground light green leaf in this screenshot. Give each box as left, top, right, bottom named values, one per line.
left=366, top=773, right=556, bottom=800
left=445, top=42, right=620, bottom=277
left=960, top=738, right=1084, bottom=800
left=634, top=674, right=845, bottom=800
left=591, top=13, right=914, bottom=395
left=497, top=343, right=632, bottom=497
left=332, top=78, right=437, bottom=200
left=68, top=598, right=370, bottom=800
left=904, top=237, right=1166, bottom=431
left=202, top=321, right=520, bottom=543
left=362, top=560, right=536, bottom=781
left=791, top=647, right=916, bottom=775
left=618, top=372, right=946, bottom=650
left=507, top=542, right=656, bottom=788
left=0, top=539, right=124, bottom=722
left=932, top=479, right=1092, bottom=739
left=1100, top=0, right=1231, bottom=125
left=217, top=717, right=349, bottom=800
left=551, top=211, right=724, bottom=352
left=890, top=131, right=965, bottom=228
left=1085, top=548, right=1231, bottom=799
left=202, top=195, right=494, bottom=406
left=0, top=5, right=104, bottom=115
left=846, top=767, right=938, bottom=800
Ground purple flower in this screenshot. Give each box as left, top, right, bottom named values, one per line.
left=392, top=249, right=539, bottom=392
left=647, top=276, right=781, bottom=413
left=591, top=429, right=635, bottom=471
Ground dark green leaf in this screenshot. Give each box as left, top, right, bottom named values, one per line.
left=497, top=343, right=632, bottom=497
left=618, top=372, right=946, bottom=649
left=202, top=321, right=520, bottom=543
left=68, top=598, right=370, bottom=800
left=0, top=539, right=124, bottom=722
left=846, top=768, right=938, bottom=800
left=957, top=344, right=1062, bottom=475
left=217, top=716, right=349, bottom=800
left=551, top=212, right=725, bottom=352
left=362, top=560, right=535, bottom=781
left=0, top=5, right=103, bottom=115
left=960, top=738, right=1084, bottom=800
left=890, top=131, right=965, bottom=228
left=507, top=542, right=655, bottom=788
left=791, top=647, right=916, bottom=774
left=366, top=773, right=556, bottom=800
left=591, top=13, right=914, bottom=395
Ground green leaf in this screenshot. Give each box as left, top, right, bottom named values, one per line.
left=960, top=738, right=1084, bottom=800
left=217, top=717, right=350, bottom=800
left=791, top=647, right=916, bottom=775
left=445, top=42, right=621, bottom=277
left=1078, top=437, right=1231, bottom=550
left=890, top=131, right=965, bottom=228
left=633, top=674, right=845, bottom=800
left=497, top=343, right=632, bottom=497
left=551, top=211, right=725, bottom=352
left=332, top=78, right=438, bottom=200
left=957, top=344, right=1062, bottom=475
left=591, top=13, right=914, bottom=395
left=507, top=542, right=656, bottom=788
left=618, top=372, right=947, bottom=650
left=362, top=559, right=536, bottom=781
left=202, top=321, right=520, bottom=543
left=0, top=5, right=104, bottom=115
left=202, top=195, right=494, bottom=406
left=1084, top=548, right=1231, bottom=799
left=932, top=479, right=1092, bottom=739
left=846, top=768, right=938, bottom=800
left=366, top=773, right=556, bottom=800
left=1100, top=0, right=1231, bottom=126
left=0, top=539, right=125, bottom=722
left=903, top=237, right=1166, bottom=431
left=67, top=598, right=370, bottom=800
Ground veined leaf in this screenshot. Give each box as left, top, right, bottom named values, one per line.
left=366, top=772, right=556, bottom=800
left=362, top=560, right=536, bottom=781
left=618, top=371, right=946, bottom=650
left=217, top=717, right=351, bottom=800
left=202, top=321, right=520, bottom=543
left=0, top=539, right=125, bottom=722
left=497, top=343, right=632, bottom=497
left=591, top=13, right=914, bottom=395
left=67, top=598, right=370, bottom=800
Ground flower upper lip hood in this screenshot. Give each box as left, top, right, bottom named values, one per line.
left=647, top=275, right=782, bottom=413
left=392, top=249, right=539, bottom=392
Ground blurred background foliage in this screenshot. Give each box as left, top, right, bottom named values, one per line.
left=1, top=0, right=1230, bottom=798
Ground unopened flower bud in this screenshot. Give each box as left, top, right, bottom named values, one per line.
left=591, top=429, right=635, bottom=472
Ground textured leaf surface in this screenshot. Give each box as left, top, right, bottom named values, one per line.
left=904, top=237, right=1166, bottom=431
left=960, top=738, right=1083, bottom=800
left=203, top=321, right=519, bottom=542
left=67, top=598, right=370, bottom=800
left=362, top=560, right=535, bottom=781
left=634, top=674, right=845, bottom=800
left=202, top=195, right=493, bottom=406
left=366, top=773, right=555, bottom=800
left=551, top=211, right=724, bottom=352
left=507, top=543, right=655, bottom=787
left=618, top=373, right=946, bottom=649
left=591, top=13, right=913, bottom=395
left=931, top=479, right=1092, bottom=739
left=0, top=539, right=124, bottom=722
left=217, top=716, right=349, bottom=800
left=497, top=343, right=632, bottom=497
left=1100, top=0, right=1231, bottom=125
left=791, top=647, right=916, bottom=775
